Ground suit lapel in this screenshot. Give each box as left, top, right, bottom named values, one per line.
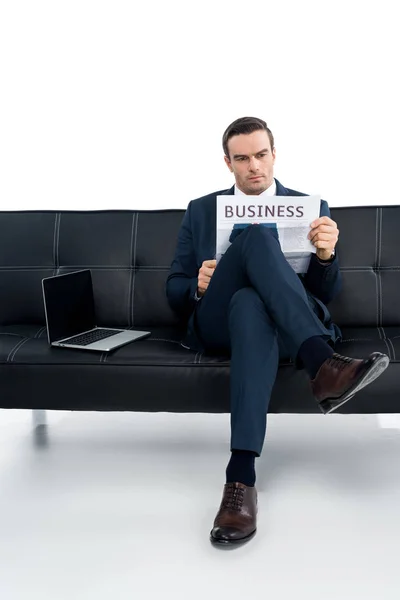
left=275, top=178, right=289, bottom=196
left=220, top=186, right=235, bottom=196
left=209, top=186, right=234, bottom=259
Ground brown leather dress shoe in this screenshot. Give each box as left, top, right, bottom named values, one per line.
left=311, top=351, right=389, bottom=414
left=210, top=482, right=257, bottom=547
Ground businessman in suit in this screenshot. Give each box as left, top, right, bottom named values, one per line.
left=166, top=116, right=389, bottom=548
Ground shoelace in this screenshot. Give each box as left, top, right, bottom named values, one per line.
left=327, top=353, right=353, bottom=371
left=222, top=485, right=245, bottom=511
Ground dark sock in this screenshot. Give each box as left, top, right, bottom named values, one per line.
left=298, top=335, right=334, bottom=379
left=226, top=449, right=257, bottom=487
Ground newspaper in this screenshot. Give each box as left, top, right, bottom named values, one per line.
left=216, top=195, right=321, bottom=273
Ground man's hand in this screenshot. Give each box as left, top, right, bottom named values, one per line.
left=197, top=259, right=217, bottom=296
left=308, top=216, right=339, bottom=260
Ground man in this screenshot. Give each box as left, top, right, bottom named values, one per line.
left=166, top=117, right=389, bottom=548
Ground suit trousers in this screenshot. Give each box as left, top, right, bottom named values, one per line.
left=194, top=225, right=335, bottom=456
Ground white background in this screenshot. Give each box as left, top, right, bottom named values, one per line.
left=1, top=4, right=400, bottom=594
left=1, top=0, right=399, bottom=211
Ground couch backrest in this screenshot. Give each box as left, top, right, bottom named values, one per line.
left=328, top=206, right=400, bottom=328
left=0, top=206, right=399, bottom=328
left=0, top=210, right=183, bottom=328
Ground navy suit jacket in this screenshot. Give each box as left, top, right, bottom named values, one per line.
left=166, top=179, right=342, bottom=351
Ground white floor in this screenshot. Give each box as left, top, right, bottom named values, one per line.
left=1, top=409, right=399, bottom=600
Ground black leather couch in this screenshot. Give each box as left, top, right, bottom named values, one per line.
left=0, top=207, right=399, bottom=415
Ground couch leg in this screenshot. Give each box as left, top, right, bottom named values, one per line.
left=32, top=410, right=48, bottom=447
left=32, top=409, right=47, bottom=428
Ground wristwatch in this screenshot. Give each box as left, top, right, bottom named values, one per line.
left=318, top=249, right=336, bottom=263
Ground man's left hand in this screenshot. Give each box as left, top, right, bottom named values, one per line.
left=308, top=216, right=339, bottom=260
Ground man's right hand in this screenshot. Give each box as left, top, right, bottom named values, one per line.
left=197, top=259, right=217, bottom=296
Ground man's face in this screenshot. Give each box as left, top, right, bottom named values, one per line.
left=224, top=130, right=276, bottom=195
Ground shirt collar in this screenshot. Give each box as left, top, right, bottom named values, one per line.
left=234, top=179, right=277, bottom=196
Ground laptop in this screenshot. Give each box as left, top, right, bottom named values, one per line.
left=42, top=269, right=151, bottom=351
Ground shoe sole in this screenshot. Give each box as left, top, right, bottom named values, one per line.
left=319, top=354, right=390, bottom=415
left=210, top=528, right=257, bottom=548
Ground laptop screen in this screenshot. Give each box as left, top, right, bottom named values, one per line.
left=42, top=270, right=96, bottom=343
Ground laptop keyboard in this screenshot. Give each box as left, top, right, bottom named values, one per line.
left=65, top=329, right=119, bottom=346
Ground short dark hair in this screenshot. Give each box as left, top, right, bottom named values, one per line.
left=222, top=117, right=274, bottom=158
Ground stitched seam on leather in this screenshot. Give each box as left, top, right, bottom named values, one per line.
left=57, top=213, right=61, bottom=273
left=7, top=339, right=25, bottom=361
left=379, top=208, right=383, bottom=326
left=388, top=338, right=396, bottom=360
left=53, top=213, right=58, bottom=275
left=11, top=338, right=31, bottom=361
left=128, top=214, right=136, bottom=328
left=10, top=265, right=400, bottom=270
left=0, top=333, right=26, bottom=337
left=7, top=338, right=30, bottom=362
left=381, top=327, right=393, bottom=360
left=375, top=272, right=379, bottom=328
left=0, top=266, right=171, bottom=270
left=35, top=326, right=46, bottom=338
left=382, top=338, right=392, bottom=360
left=375, top=208, right=378, bottom=328
left=380, top=326, right=393, bottom=360
left=131, top=213, right=139, bottom=327
left=2, top=263, right=394, bottom=270
left=375, top=208, right=380, bottom=328
left=54, top=213, right=61, bottom=276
